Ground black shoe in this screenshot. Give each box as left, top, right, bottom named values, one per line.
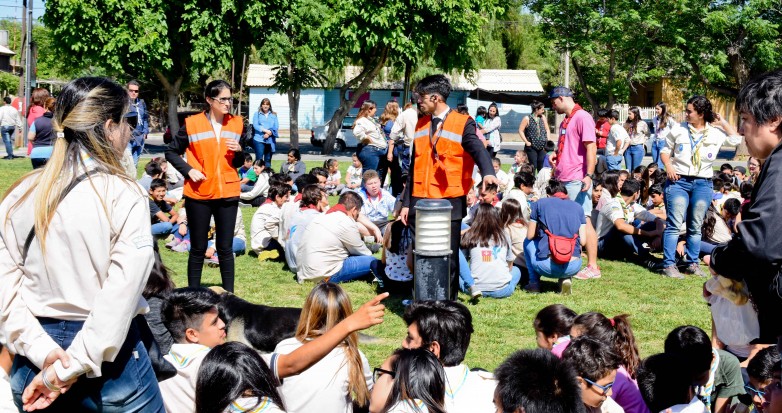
left=2, top=155, right=12, bottom=160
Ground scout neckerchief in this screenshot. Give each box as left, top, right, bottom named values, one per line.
left=688, top=123, right=709, bottom=172
left=615, top=194, right=633, bottom=222
left=556, top=104, right=583, bottom=165
left=430, top=110, right=451, bottom=167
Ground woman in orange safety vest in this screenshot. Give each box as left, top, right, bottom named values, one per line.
left=166, top=80, right=247, bottom=292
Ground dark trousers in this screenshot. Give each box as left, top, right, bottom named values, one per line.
left=525, top=146, right=546, bottom=174
left=185, top=197, right=239, bottom=291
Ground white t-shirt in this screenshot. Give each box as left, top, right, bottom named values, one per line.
left=595, top=195, right=657, bottom=239
left=160, top=343, right=211, bottom=413
left=225, top=397, right=285, bottom=413
left=346, top=165, right=363, bottom=187
left=663, top=397, right=708, bottom=413
left=385, top=399, right=433, bottom=413
left=284, top=208, right=322, bottom=273
left=607, top=124, right=629, bottom=156
left=327, top=171, right=342, bottom=191
left=443, top=364, right=497, bottom=413
left=274, top=337, right=373, bottom=413
left=504, top=188, right=531, bottom=221
left=495, top=169, right=510, bottom=192
left=0, top=369, right=15, bottom=413
left=465, top=237, right=515, bottom=293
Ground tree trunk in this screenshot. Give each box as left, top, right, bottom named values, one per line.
left=322, top=48, right=389, bottom=155
left=288, top=87, right=300, bottom=149
left=402, top=61, right=412, bottom=105
left=571, top=57, right=599, bottom=113
left=154, top=69, right=183, bottom=134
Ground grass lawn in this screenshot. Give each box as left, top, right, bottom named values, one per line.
left=0, top=158, right=712, bottom=371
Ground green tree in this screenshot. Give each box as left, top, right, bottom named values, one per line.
left=525, top=0, right=661, bottom=111
left=495, top=5, right=559, bottom=87
left=258, top=0, right=329, bottom=148
left=318, top=0, right=500, bottom=154
left=43, top=0, right=282, bottom=132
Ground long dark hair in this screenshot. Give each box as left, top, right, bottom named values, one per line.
left=382, top=348, right=446, bottom=413
left=655, top=101, right=670, bottom=128
left=572, top=312, right=641, bottom=379
left=258, top=97, right=274, bottom=114
left=602, top=170, right=621, bottom=198
left=626, top=106, right=642, bottom=133
left=500, top=198, right=526, bottom=227
left=461, top=203, right=507, bottom=250
left=533, top=304, right=577, bottom=338
left=195, top=342, right=285, bottom=413
left=142, top=244, right=175, bottom=299
left=487, top=102, right=499, bottom=119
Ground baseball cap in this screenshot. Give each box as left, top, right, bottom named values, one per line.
left=734, top=166, right=747, bottom=174
left=549, top=86, right=574, bottom=99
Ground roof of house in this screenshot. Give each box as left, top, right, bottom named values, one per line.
left=245, top=64, right=543, bottom=93
left=0, top=44, right=15, bottom=56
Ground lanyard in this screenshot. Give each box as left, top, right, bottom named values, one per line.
left=430, top=110, right=450, bottom=162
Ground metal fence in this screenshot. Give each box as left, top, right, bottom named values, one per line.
left=613, top=105, right=685, bottom=124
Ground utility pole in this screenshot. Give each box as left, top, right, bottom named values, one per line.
left=563, top=49, right=570, bottom=88
left=22, top=0, right=32, bottom=148
left=18, top=0, right=26, bottom=97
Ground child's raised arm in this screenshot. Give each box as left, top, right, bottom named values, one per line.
left=274, top=292, right=388, bottom=379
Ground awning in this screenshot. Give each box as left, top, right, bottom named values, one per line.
left=468, top=88, right=547, bottom=105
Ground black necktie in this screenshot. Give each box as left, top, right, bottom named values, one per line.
left=431, top=117, right=441, bottom=136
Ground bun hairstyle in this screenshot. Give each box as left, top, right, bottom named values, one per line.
left=687, top=95, right=715, bottom=123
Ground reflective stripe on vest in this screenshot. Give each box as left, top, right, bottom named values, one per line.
left=411, top=112, right=475, bottom=199
left=183, top=112, right=244, bottom=200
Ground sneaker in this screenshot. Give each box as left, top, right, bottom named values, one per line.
left=559, top=278, right=572, bottom=295
left=165, top=238, right=181, bottom=249
left=660, top=265, right=685, bottom=279
left=574, top=265, right=601, bottom=280
left=238, top=201, right=252, bottom=208
left=684, top=263, right=708, bottom=277
left=206, top=255, right=219, bottom=268
left=524, top=283, right=541, bottom=294
left=258, top=250, right=280, bottom=262
left=469, top=286, right=482, bottom=299
left=171, top=241, right=190, bottom=253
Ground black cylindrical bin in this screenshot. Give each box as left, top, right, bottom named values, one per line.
left=413, top=199, right=452, bottom=301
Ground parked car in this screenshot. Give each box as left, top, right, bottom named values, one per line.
left=310, top=115, right=358, bottom=152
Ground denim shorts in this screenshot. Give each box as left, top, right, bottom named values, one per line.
left=11, top=316, right=164, bottom=412
left=564, top=179, right=593, bottom=217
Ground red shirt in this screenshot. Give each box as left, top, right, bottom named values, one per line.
left=595, top=119, right=610, bottom=149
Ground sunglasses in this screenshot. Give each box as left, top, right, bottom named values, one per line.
left=745, top=384, right=766, bottom=399
left=212, top=97, right=232, bottom=104
left=128, top=89, right=139, bottom=93
left=582, top=377, right=614, bottom=395
left=373, top=367, right=395, bottom=383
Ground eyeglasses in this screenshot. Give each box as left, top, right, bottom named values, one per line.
left=212, top=97, right=232, bottom=104
left=745, top=385, right=766, bottom=399
left=373, top=367, right=395, bottom=383
left=582, top=377, right=614, bottom=395
left=128, top=89, right=139, bottom=93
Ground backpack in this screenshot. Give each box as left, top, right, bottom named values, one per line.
left=537, top=220, right=578, bottom=264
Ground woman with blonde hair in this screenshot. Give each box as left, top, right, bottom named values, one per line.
left=0, top=77, right=164, bottom=411
left=274, top=282, right=372, bottom=413
left=354, top=99, right=389, bottom=184
left=380, top=100, right=402, bottom=195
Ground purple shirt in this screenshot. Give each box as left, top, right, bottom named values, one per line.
left=555, top=108, right=596, bottom=182
left=553, top=337, right=651, bottom=413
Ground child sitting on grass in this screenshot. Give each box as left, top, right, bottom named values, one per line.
left=324, top=158, right=345, bottom=196
left=149, top=178, right=179, bottom=237
left=378, top=219, right=413, bottom=295
left=459, top=203, right=521, bottom=299
left=637, top=353, right=707, bottom=413
left=562, top=336, right=625, bottom=413
left=251, top=184, right=291, bottom=261
left=533, top=304, right=577, bottom=351
left=342, top=153, right=363, bottom=194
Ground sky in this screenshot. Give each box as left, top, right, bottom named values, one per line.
left=0, top=0, right=46, bottom=22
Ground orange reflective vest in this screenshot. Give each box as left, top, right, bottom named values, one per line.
left=411, top=112, right=474, bottom=199
left=183, top=112, right=244, bottom=200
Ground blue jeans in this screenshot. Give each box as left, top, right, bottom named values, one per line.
left=11, top=317, right=164, bottom=412
left=252, top=139, right=273, bottom=167
left=605, top=155, right=623, bottom=171
left=458, top=258, right=522, bottom=299
left=151, top=221, right=174, bottom=236
left=458, top=249, right=473, bottom=288
left=130, top=142, right=143, bottom=166
left=524, top=238, right=582, bottom=286
left=1, top=125, right=14, bottom=157
left=651, top=139, right=666, bottom=169
left=207, top=237, right=246, bottom=256
left=700, top=240, right=717, bottom=257
left=358, top=145, right=388, bottom=184
left=564, top=180, right=592, bottom=217
left=662, top=177, right=712, bottom=267
left=624, top=144, right=645, bottom=172
left=597, top=225, right=652, bottom=260
left=328, top=255, right=381, bottom=284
